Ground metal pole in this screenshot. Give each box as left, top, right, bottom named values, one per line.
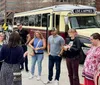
left=5, top=0, right=7, bottom=24
left=46, top=14, right=50, bottom=49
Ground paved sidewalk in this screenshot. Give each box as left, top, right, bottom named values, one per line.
left=22, top=52, right=84, bottom=85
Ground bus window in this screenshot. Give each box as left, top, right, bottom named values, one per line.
left=35, top=14, right=41, bottom=27
left=29, top=15, right=35, bottom=26
left=24, top=16, right=29, bottom=26
left=69, top=16, right=100, bottom=29
left=42, top=13, right=50, bottom=27
left=20, top=16, right=25, bottom=25
left=69, top=17, right=79, bottom=29
left=15, top=17, right=20, bottom=24
left=14, top=17, right=17, bottom=25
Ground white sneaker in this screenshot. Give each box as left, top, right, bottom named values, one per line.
left=44, top=80, right=52, bottom=84
left=55, top=80, right=59, bottom=85
left=29, top=74, right=34, bottom=79
left=37, top=76, right=41, bottom=81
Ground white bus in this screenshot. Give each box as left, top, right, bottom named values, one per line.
left=13, top=4, right=100, bottom=40
left=14, top=4, right=100, bottom=63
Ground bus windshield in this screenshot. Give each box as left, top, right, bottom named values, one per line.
left=69, top=16, right=100, bottom=29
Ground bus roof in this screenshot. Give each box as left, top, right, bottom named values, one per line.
left=53, top=4, right=96, bottom=11
left=14, top=4, right=96, bottom=16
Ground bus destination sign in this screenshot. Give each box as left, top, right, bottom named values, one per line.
left=73, top=9, right=95, bottom=14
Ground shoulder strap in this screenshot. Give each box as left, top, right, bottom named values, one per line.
left=36, top=40, right=41, bottom=48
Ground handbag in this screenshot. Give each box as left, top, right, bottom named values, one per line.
left=13, top=72, right=21, bottom=82
left=28, top=46, right=35, bottom=56
left=28, top=39, right=41, bottom=56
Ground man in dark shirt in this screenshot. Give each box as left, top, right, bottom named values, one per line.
left=17, top=23, right=30, bottom=72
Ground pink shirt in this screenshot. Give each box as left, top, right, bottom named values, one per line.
left=82, top=46, right=100, bottom=80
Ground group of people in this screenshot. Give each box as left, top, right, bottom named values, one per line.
left=0, top=23, right=100, bottom=85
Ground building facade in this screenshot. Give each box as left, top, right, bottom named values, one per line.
left=0, top=0, right=23, bottom=24
left=96, top=0, right=100, bottom=11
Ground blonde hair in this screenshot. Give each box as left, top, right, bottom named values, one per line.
left=34, top=31, right=44, bottom=39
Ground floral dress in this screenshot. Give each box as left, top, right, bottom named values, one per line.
left=82, top=46, right=100, bottom=80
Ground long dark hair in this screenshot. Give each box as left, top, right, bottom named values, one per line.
left=8, top=31, right=21, bottom=47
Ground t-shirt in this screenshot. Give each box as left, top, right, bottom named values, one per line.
left=48, top=35, right=65, bottom=56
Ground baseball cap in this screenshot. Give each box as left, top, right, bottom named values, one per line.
left=50, top=27, right=57, bottom=31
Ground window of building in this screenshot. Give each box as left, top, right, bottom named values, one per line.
left=68, top=0, right=73, bottom=2
left=56, top=0, right=59, bottom=1
left=56, top=0, right=67, bottom=2
left=60, top=0, right=63, bottom=2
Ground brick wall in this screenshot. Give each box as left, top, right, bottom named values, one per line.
left=96, top=0, right=100, bottom=11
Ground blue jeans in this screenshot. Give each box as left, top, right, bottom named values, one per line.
left=48, top=55, right=62, bottom=81
left=31, top=54, right=43, bottom=76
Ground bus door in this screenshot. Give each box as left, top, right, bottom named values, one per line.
left=56, top=15, right=60, bottom=32
left=52, top=14, right=60, bottom=32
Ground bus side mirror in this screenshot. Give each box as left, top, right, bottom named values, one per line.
left=64, top=17, right=69, bottom=24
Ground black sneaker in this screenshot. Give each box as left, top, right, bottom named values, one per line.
left=26, top=69, right=29, bottom=72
